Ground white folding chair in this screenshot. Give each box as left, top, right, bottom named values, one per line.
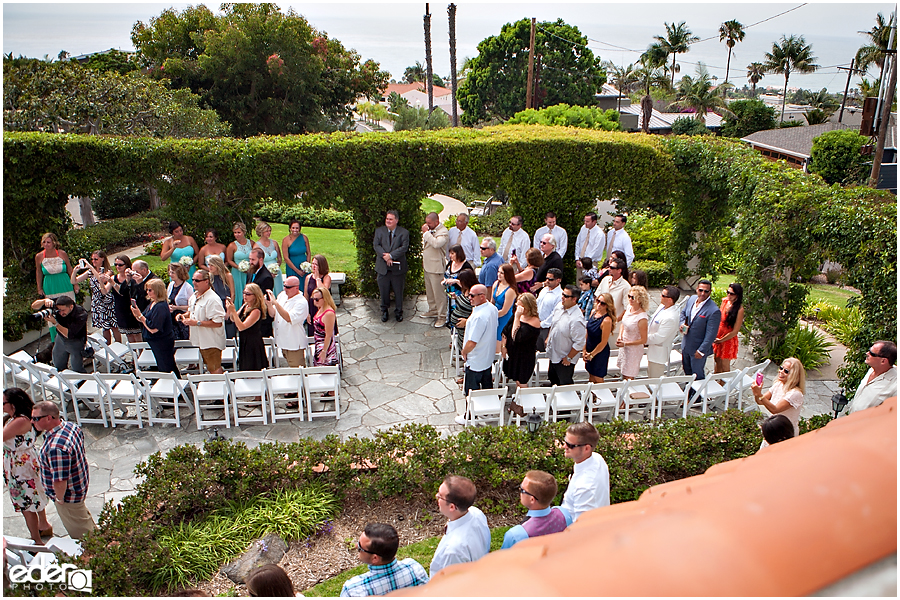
left=127, top=340, right=157, bottom=373
left=616, top=378, right=662, bottom=422
left=549, top=383, right=592, bottom=422
left=653, top=374, right=696, bottom=419
left=4, top=535, right=82, bottom=573
left=533, top=352, right=550, bottom=387
left=187, top=373, right=231, bottom=430
left=265, top=367, right=304, bottom=422
left=142, top=371, right=192, bottom=427
left=21, top=362, right=71, bottom=420
left=666, top=341, right=684, bottom=376
left=226, top=371, right=268, bottom=426
left=221, top=338, right=237, bottom=371
left=94, top=372, right=146, bottom=428
left=735, top=360, right=771, bottom=410
left=687, top=370, right=742, bottom=415
left=8, top=354, right=43, bottom=400
left=87, top=333, right=131, bottom=373
left=301, top=365, right=341, bottom=420
left=491, top=353, right=508, bottom=389
left=585, top=381, right=623, bottom=423
left=606, top=348, right=622, bottom=380
left=4, top=351, right=34, bottom=388
left=461, top=387, right=507, bottom=426
left=54, top=370, right=109, bottom=427
left=510, top=386, right=552, bottom=426
left=174, top=340, right=203, bottom=375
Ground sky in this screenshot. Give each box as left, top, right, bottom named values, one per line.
left=2, top=1, right=895, bottom=93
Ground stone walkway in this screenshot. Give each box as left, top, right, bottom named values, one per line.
left=3, top=293, right=840, bottom=540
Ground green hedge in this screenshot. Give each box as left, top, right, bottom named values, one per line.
left=66, top=216, right=164, bottom=263
left=255, top=202, right=354, bottom=229
left=630, top=260, right=674, bottom=288
left=71, top=413, right=830, bottom=596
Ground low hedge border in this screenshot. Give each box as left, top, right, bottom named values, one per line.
left=67, top=413, right=830, bottom=596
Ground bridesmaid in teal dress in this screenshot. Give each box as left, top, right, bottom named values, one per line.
left=254, top=221, right=283, bottom=296
left=196, top=228, right=227, bottom=272
left=492, top=263, right=518, bottom=351
left=159, top=221, right=200, bottom=280
left=227, top=222, right=254, bottom=309
left=281, top=219, right=311, bottom=290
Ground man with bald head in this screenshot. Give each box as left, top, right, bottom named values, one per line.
left=266, top=275, right=309, bottom=368
left=461, top=284, right=498, bottom=397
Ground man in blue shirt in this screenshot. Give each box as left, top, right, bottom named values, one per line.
left=501, top=470, right=568, bottom=549
left=340, top=523, right=429, bottom=597
left=478, top=237, right=502, bottom=288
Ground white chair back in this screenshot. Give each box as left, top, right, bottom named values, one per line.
left=549, top=383, right=592, bottom=422
left=511, top=386, right=552, bottom=426
left=187, top=373, right=231, bottom=430
left=264, top=367, right=305, bottom=422
left=617, top=378, right=662, bottom=421
left=141, top=371, right=191, bottom=427
left=463, top=387, right=507, bottom=426
left=585, top=381, right=623, bottom=423
left=302, top=365, right=340, bottom=420
left=652, top=374, right=696, bottom=419
left=94, top=372, right=146, bottom=428
left=54, top=370, right=109, bottom=427
left=736, top=359, right=771, bottom=410
left=226, top=371, right=268, bottom=426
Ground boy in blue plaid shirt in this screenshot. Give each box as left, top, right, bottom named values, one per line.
left=577, top=276, right=594, bottom=315
left=341, top=523, right=429, bottom=596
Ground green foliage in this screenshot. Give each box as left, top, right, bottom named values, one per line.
left=506, top=104, right=621, bottom=131
left=630, top=260, right=674, bottom=287
left=468, top=206, right=511, bottom=238
left=2, top=274, right=43, bottom=341
left=254, top=202, right=354, bottom=229
left=809, top=129, right=870, bottom=185
left=392, top=105, right=450, bottom=131
left=80, top=49, right=142, bottom=75
left=66, top=216, right=164, bottom=264
left=721, top=98, right=777, bottom=138
left=671, top=63, right=731, bottom=123
left=803, top=300, right=862, bottom=348
left=671, top=117, right=712, bottom=136
left=459, top=18, right=606, bottom=125
left=132, top=3, right=390, bottom=137
left=763, top=34, right=819, bottom=121
left=766, top=324, right=834, bottom=371
left=799, top=413, right=833, bottom=434
left=92, top=185, right=151, bottom=219
left=626, top=210, right=673, bottom=263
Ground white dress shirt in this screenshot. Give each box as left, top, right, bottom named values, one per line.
left=533, top=225, right=568, bottom=258
left=574, top=225, right=606, bottom=263
left=560, top=452, right=610, bottom=523
left=605, top=227, right=634, bottom=266
left=646, top=304, right=680, bottom=365
left=272, top=291, right=309, bottom=351
left=547, top=303, right=587, bottom=363
left=463, top=301, right=498, bottom=372
left=429, top=506, right=491, bottom=576
left=537, top=285, right=563, bottom=328
left=847, top=367, right=897, bottom=414
left=448, top=226, right=481, bottom=267
left=187, top=288, right=226, bottom=351
left=499, top=228, right=530, bottom=262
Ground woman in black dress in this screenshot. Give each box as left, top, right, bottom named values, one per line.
left=226, top=282, right=269, bottom=371
left=131, top=279, right=180, bottom=376
left=111, top=254, right=142, bottom=343
left=501, top=292, right=542, bottom=387
left=583, top=292, right=616, bottom=383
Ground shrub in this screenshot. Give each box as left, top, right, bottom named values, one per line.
left=144, top=240, right=163, bottom=256
left=66, top=215, right=164, bottom=263
left=630, top=260, right=673, bottom=287
left=671, top=117, right=712, bottom=136
left=799, top=413, right=833, bottom=434
left=3, top=275, right=42, bottom=341
left=626, top=210, right=673, bottom=263
left=824, top=267, right=843, bottom=284
left=721, top=99, right=777, bottom=138
left=254, top=202, right=354, bottom=229
left=506, top=103, right=621, bottom=131
left=469, top=206, right=511, bottom=238
left=91, top=185, right=151, bottom=219
left=767, top=324, right=834, bottom=371
left=809, top=129, right=870, bottom=185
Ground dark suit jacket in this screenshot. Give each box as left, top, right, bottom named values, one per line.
left=131, top=272, right=159, bottom=312
left=679, top=296, right=721, bottom=357
left=247, top=267, right=275, bottom=337
left=373, top=226, right=409, bottom=276
left=535, top=251, right=563, bottom=282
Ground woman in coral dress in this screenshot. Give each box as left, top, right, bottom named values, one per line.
left=713, top=283, right=745, bottom=373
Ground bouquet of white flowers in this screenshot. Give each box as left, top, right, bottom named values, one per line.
left=299, top=261, right=313, bottom=274
left=267, top=263, right=281, bottom=276
left=238, top=260, right=250, bottom=273
left=178, top=256, right=194, bottom=267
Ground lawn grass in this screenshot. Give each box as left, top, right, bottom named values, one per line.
left=714, top=274, right=859, bottom=308
left=302, top=526, right=512, bottom=597
left=421, top=197, right=443, bottom=215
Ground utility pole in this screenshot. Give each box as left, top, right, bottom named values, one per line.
left=868, top=9, right=896, bottom=188
left=836, top=59, right=864, bottom=123
left=526, top=18, right=536, bottom=110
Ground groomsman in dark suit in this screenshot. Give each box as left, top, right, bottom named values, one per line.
left=373, top=210, right=409, bottom=322
left=247, top=248, right=275, bottom=336
left=679, top=279, right=721, bottom=380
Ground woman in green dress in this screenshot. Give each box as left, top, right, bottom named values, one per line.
left=159, top=221, right=200, bottom=280
left=35, top=233, right=77, bottom=342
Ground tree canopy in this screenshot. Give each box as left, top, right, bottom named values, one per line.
left=654, top=21, right=699, bottom=86
left=506, top=103, right=621, bottom=131
left=457, top=18, right=606, bottom=125
left=720, top=99, right=777, bottom=138
left=131, top=3, right=389, bottom=136
left=763, top=34, right=819, bottom=122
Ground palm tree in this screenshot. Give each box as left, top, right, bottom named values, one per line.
left=448, top=3, right=458, bottom=126
left=672, top=63, right=732, bottom=123
left=855, top=12, right=896, bottom=75
left=403, top=61, right=426, bottom=84
left=747, top=62, right=765, bottom=95
left=718, top=20, right=745, bottom=96
left=603, top=61, right=638, bottom=110
left=654, top=21, right=700, bottom=86
left=423, top=4, right=434, bottom=115
left=804, top=88, right=840, bottom=115
left=763, top=34, right=819, bottom=121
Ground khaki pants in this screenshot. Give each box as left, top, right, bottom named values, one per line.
left=424, top=271, right=446, bottom=318
left=647, top=361, right=666, bottom=378
left=199, top=347, right=223, bottom=373
left=54, top=500, right=96, bottom=540
left=282, top=349, right=304, bottom=368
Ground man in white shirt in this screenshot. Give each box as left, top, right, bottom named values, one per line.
left=181, top=270, right=226, bottom=374
left=461, top=285, right=498, bottom=396
left=560, top=422, right=610, bottom=524
left=430, top=475, right=490, bottom=576
left=646, top=286, right=681, bottom=377
left=605, top=214, right=634, bottom=266
left=533, top=211, right=568, bottom=258
left=594, top=259, right=631, bottom=338
left=574, top=212, right=606, bottom=280
left=546, top=285, right=587, bottom=386
left=536, top=268, right=563, bottom=351
left=498, top=215, right=530, bottom=263
left=846, top=341, right=897, bottom=414
left=266, top=275, right=308, bottom=368
left=448, top=213, right=481, bottom=267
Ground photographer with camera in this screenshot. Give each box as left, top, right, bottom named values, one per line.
left=30, top=296, right=89, bottom=373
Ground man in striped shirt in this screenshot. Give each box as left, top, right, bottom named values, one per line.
left=340, top=523, right=429, bottom=596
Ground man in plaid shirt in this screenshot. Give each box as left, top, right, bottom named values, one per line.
left=32, top=401, right=96, bottom=539
left=340, top=523, right=429, bottom=596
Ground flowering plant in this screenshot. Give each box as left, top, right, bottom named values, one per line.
left=238, top=260, right=250, bottom=273
left=299, top=261, right=313, bottom=274
left=267, top=263, right=281, bottom=276
left=178, top=256, right=194, bottom=267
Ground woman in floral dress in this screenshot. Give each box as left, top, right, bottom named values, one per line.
left=3, top=388, right=51, bottom=545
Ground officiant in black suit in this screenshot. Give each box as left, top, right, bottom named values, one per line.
left=373, top=209, right=409, bottom=322
left=247, top=248, right=275, bottom=336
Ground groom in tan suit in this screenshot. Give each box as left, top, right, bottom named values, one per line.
left=421, top=212, right=449, bottom=328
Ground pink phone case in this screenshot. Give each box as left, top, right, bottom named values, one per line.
left=755, top=371, right=764, bottom=386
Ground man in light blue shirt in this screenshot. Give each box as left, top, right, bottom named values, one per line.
left=430, top=475, right=491, bottom=575
left=478, top=237, right=502, bottom=288
left=501, top=470, right=567, bottom=549
left=462, top=284, right=499, bottom=396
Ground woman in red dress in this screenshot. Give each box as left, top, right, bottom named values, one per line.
left=713, top=283, right=744, bottom=373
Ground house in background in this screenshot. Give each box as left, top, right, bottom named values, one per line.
left=599, top=84, right=723, bottom=134
left=377, top=82, right=461, bottom=119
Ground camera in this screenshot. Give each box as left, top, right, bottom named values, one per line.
left=32, top=308, right=54, bottom=319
